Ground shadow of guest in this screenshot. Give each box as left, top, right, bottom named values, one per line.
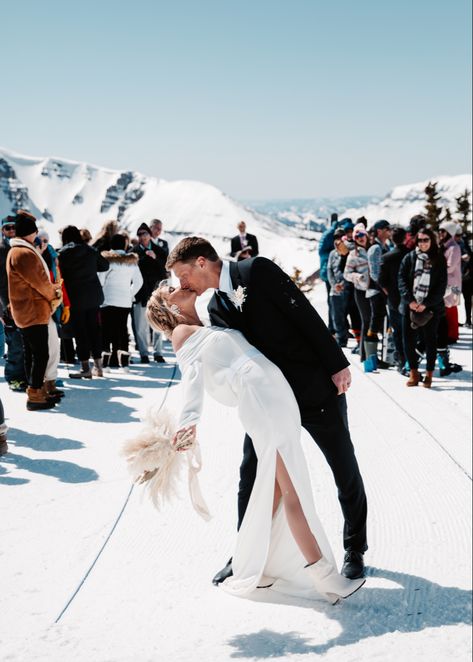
left=1, top=452, right=99, bottom=483
left=226, top=567, right=472, bottom=658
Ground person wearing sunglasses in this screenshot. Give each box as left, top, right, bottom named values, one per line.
left=398, top=228, right=447, bottom=388
left=344, top=223, right=372, bottom=366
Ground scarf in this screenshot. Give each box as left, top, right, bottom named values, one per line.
left=413, top=248, right=431, bottom=303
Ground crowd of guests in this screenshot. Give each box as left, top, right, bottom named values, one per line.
left=0, top=207, right=469, bottom=457
left=0, top=211, right=171, bottom=456
left=319, top=213, right=471, bottom=388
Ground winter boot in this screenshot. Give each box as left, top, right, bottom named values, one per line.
left=102, top=351, right=112, bottom=373
left=69, top=360, right=92, bottom=379
left=0, top=429, right=8, bottom=455
left=437, top=349, right=462, bottom=377
left=92, top=358, right=104, bottom=377
left=406, top=369, right=421, bottom=387
left=26, top=387, right=56, bottom=411
left=42, top=384, right=61, bottom=404
left=44, top=379, right=65, bottom=399
left=363, top=355, right=376, bottom=373
left=423, top=370, right=434, bottom=388
left=363, top=339, right=378, bottom=372
left=118, top=350, right=130, bottom=373
left=305, top=556, right=365, bottom=604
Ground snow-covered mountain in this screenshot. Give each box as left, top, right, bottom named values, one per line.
left=0, top=146, right=281, bottom=239
left=0, top=146, right=321, bottom=276
left=1, top=146, right=471, bottom=276
left=341, top=175, right=472, bottom=226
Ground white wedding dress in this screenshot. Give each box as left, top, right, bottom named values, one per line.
left=176, top=326, right=336, bottom=598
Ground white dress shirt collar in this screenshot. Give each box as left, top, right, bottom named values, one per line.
left=218, top=259, right=233, bottom=294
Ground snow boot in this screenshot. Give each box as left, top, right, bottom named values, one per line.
left=69, top=360, right=92, bottom=379
left=423, top=370, right=434, bottom=388
left=101, top=351, right=112, bottom=373
left=437, top=349, right=462, bottom=377
left=92, top=358, right=104, bottom=377
left=305, top=556, right=365, bottom=604
left=363, top=339, right=378, bottom=372
left=42, top=384, right=61, bottom=404
left=406, top=369, right=421, bottom=387
left=0, top=430, right=8, bottom=455
left=118, top=350, right=130, bottom=373
left=26, top=387, right=56, bottom=411
left=44, top=379, right=65, bottom=399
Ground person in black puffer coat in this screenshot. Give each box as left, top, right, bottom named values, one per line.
left=379, top=226, right=409, bottom=371
left=58, top=225, right=109, bottom=378
left=398, top=228, right=447, bottom=388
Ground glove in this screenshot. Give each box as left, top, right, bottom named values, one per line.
left=61, top=306, right=70, bottom=324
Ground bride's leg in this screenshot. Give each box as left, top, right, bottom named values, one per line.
left=275, top=452, right=322, bottom=565
left=272, top=479, right=282, bottom=517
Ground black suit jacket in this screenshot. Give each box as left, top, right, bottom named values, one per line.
left=208, top=257, right=349, bottom=409
left=133, top=241, right=168, bottom=304
left=230, top=233, right=259, bottom=257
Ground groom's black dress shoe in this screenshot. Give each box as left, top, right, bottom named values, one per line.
left=341, top=551, right=365, bottom=579
left=212, top=558, right=233, bottom=586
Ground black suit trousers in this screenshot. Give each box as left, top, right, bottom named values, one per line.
left=237, top=393, right=368, bottom=553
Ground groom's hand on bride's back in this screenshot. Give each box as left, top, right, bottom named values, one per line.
left=331, top=366, right=352, bottom=394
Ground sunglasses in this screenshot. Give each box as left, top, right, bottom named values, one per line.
left=354, top=232, right=366, bottom=239
left=417, top=238, right=431, bottom=243
left=3, top=224, right=15, bottom=230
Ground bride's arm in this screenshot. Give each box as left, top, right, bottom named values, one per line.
left=173, top=360, right=204, bottom=447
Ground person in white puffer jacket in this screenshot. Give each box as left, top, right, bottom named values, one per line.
left=99, top=234, right=143, bottom=370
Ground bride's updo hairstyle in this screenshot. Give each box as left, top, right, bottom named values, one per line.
left=146, top=284, right=182, bottom=339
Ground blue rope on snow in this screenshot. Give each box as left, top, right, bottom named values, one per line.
left=55, top=362, right=178, bottom=623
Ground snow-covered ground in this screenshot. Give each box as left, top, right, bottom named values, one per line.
left=0, top=284, right=471, bottom=662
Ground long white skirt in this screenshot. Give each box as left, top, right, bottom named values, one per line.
left=221, top=355, right=336, bottom=599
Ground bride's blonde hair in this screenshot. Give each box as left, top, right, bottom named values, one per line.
left=146, top=285, right=182, bottom=338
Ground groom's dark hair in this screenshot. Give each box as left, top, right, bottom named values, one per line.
left=166, top=236, right=219, bottom=269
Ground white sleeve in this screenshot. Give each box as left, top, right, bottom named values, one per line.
left=177, top=360, right=204, bottom=429
left=130, top=265, right=144, bottom=299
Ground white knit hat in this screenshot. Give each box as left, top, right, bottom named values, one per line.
left=439, top=220, right=461, bottom=238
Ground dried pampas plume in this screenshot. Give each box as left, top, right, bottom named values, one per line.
left=122, top=407, right=185, bottom=510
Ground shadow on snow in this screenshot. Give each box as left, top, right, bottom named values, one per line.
left=226, top=567, right=472, bottom=658
left=0, top=452, right=98, bottom=484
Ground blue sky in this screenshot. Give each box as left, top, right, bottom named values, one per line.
left=1, top=0, right=471, bottom=199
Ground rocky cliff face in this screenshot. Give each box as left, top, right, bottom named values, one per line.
left=0, top=158, right=34, bottom=212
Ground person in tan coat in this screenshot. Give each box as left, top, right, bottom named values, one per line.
left=6, top=211, right=62, bottom=410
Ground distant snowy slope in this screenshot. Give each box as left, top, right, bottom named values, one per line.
left=1, top=146, right=471, bottom=276
left=342, top=175, right=472, bottom=225
left=0, top=147, right=285, bottom=240
left=0, top=146, right=320, bottom=275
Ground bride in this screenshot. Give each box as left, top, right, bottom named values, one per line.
left=146, top=284, right=365, bottom=603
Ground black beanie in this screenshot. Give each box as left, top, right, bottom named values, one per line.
left=137, top=222, right=152, bottom=235
left=14, top=210, right=38, bottom=238
left=110, top=234, right=126, bottom=250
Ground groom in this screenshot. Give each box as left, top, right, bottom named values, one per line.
left=166, top=237, right=368, bottom=580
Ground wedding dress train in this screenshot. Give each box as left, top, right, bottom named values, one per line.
left=175, top=326, right=337, bottom=599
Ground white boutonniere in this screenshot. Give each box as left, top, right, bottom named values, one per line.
left=227, top=286, right=247, bottom=311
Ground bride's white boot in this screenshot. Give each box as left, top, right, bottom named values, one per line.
left=306, top=556, right=365, bottom=605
